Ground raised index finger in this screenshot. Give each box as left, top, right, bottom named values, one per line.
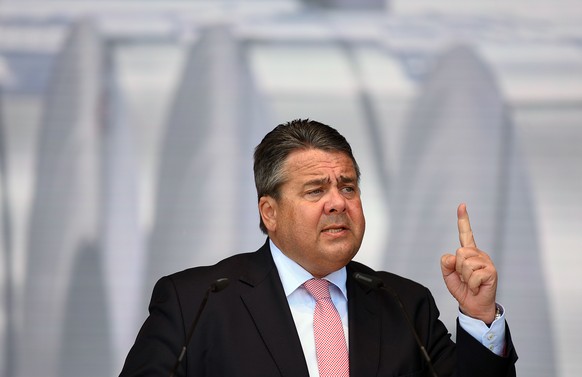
left=457, top=203, right=476, bottom=248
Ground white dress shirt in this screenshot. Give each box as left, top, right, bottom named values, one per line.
left=269, top=240, right=506, bottom=376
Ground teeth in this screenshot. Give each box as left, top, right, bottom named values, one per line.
left=324, top=228, right=344, bottom=233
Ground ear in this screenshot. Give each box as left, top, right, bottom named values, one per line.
left=258, top=196, right=278, bottom=232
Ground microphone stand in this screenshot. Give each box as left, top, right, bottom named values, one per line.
left=354, top=272, right=438, bottom=377
left=169, top=278, right=230, bottom=377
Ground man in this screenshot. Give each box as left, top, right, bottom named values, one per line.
left=120, top=119, right=517, bottom=376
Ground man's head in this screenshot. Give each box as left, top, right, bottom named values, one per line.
left=254, top=119, right=365, bottom=277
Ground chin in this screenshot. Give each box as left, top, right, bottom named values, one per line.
left=329, top=248, right=359, bottom=266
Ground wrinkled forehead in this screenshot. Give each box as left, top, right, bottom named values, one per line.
left=282, top=149, right=358, bottom=182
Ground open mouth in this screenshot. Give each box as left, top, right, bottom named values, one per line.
left=322, top=227, right=347, bottom=234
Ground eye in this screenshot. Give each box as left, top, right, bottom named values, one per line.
left=307, top=188, right=324, bottom=196
left=341, top=186, right=357, bottom=196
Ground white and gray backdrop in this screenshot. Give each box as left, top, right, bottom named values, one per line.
left=1, top=1, right=581, bottom=376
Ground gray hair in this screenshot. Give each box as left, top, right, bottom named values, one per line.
left=253, top=119, right=360, bottom=233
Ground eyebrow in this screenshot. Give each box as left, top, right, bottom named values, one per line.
left=303, top=175, right=356, bottom=187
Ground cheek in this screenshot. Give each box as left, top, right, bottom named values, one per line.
left=298, top=208, right=321, bottom=228
left=291, top=209, right=323, bottom=239
left=350, top=205, right=366, bottom=231
left=348, top=201, right=364, bottom=218
left=282, top=206, right=311, bottom=230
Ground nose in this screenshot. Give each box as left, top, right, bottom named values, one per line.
left=324, top=188, right=347, bottom=214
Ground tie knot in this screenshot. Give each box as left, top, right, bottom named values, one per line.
left=303, top=278, right=331, bottom=301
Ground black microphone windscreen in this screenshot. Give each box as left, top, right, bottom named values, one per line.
left=353, top=272, right=384, bottom=289
left=210, top=277, right=230, bottom=292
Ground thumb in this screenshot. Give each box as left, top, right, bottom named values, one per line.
left=441, top=254, right=455, bottom=274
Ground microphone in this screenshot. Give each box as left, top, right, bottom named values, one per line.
left=169, top=277, right=230, bottom=377
left=353, top=272, right=438, bottom=377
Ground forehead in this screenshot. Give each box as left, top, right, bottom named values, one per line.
left=282, top=149, right=356, bottom=180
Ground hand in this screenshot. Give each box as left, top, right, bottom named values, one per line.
left=440, top=203, right=498, bottom=324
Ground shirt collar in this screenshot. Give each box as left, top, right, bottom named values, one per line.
left=269, top=239, right=348, bottom=299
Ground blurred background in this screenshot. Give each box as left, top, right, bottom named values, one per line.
left=1, top=0, right=581, bottom=376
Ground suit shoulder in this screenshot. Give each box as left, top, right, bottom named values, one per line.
left=164, top=251, right=258, bottom=284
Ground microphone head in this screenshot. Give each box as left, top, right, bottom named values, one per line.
left=353, top=272, right=384, bottom=289
left=210, top=277, right=230, bottom=292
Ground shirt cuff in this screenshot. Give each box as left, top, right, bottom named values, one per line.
left=458, top=304, right=506, bottom=356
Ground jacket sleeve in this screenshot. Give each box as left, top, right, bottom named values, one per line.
left=456, top=319, right=518, bottom=377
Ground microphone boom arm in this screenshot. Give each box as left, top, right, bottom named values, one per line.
left=353, top=272, right=438, bottom=377
left=168, top=278, right=230, bottom=377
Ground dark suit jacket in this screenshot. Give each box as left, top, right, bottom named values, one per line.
left=120, top=240, right=517, bottom=377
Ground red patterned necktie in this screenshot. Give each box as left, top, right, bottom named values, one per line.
left=303, top=278, right=350, bottom=377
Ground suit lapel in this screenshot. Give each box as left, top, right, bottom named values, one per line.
left=347, top=264, right=382, bottom=376
left=238, top=243, right=387, bottom=377
left=239, top=241, right=310, bottom=377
